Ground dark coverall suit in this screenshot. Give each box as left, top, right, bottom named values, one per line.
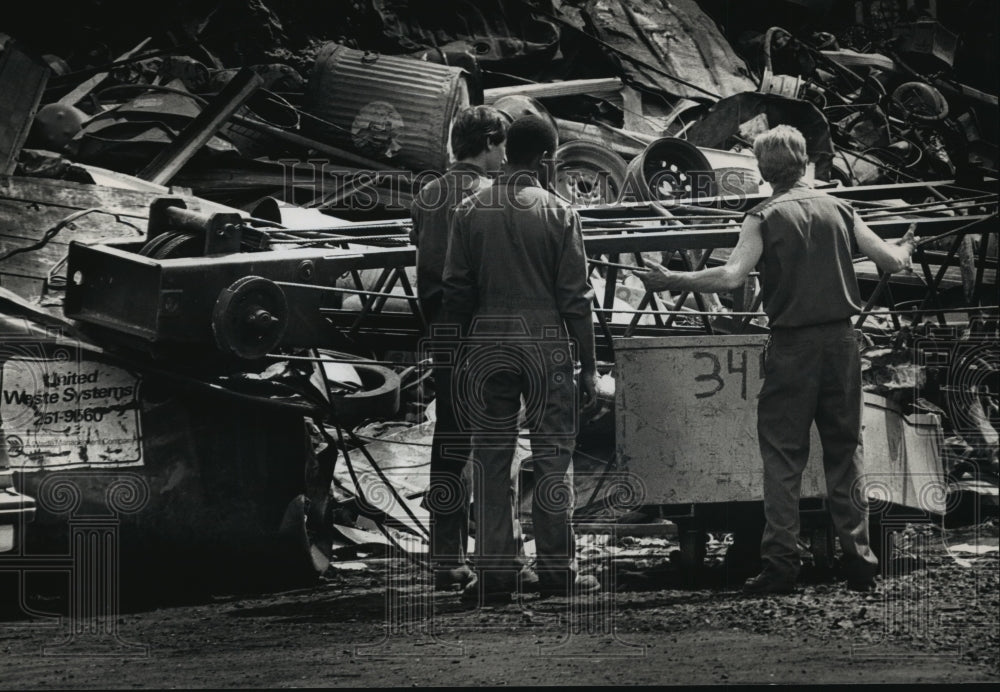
left=750, top=181, right=880, bottom=582
left=442, top=177, right=595, bottom=591
left=410, top=162, right=492, bottom=570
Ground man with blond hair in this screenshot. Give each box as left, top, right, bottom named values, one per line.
left=633, top=124, right=917, bottom=594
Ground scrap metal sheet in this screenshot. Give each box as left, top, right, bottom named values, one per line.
left=584, top=0, right=757, bottom=101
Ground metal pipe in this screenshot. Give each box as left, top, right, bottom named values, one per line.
left=274, top=281, right=418, bottom=301
left=264, top=353, right=398, bottom=366
left=139, top=68, right=263, bottom=185
left=592, top=305, right=998, bottom=317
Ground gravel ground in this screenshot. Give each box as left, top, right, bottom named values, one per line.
left=330, top=516, right=1000, bottom=678
left=612, top=519, right=999, bottom=672
left=0, top=519, right=995, bottom=687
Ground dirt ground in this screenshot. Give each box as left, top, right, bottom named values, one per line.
left=1, top=520, right=997, bottom=688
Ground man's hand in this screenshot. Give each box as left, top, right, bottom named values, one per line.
left=896, top=223, right=919, bottom=248
left=580, top=368, right=600, bottom=417
left=630, top=261, right=676, bottom=292
left=896, top=222, right=919, bottom=272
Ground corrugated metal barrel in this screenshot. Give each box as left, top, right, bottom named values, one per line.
left=304, top=44, right=471, bottom=172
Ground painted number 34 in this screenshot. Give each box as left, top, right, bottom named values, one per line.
left=691, top=349, right=765, bottom=400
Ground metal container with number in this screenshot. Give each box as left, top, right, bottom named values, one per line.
left=304, top=43, right=473, bottom=172
left=614, top=335, right=946, bottom=514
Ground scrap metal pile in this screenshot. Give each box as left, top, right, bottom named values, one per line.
left=0, top=0, right=997, bottom=584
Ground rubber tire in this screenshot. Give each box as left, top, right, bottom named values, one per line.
left=328, top=363, right=401, bottom=426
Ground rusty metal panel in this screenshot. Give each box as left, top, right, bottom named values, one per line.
left=584, top=0, right=757, bottom=102
left=860, top=395, right=947, bottom=514
left=304, top=44, right=471, bottom=171
left=615, top=336, right=945, bottom=512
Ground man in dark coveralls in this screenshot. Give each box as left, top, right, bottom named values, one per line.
left=443, top=116, right=601, bottom=604
left=410, top=105, right=507, bottom=590
left=633, top=125, right=917, bottom=594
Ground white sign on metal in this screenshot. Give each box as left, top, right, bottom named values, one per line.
left=1, top=357, right=143, bottom=470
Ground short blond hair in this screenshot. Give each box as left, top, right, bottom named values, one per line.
left=753, top=125, right=808, bottom=189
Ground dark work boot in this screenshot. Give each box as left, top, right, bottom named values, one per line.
left=742, top=570, right=796, bottom=595
left=843, top=555, right=879, bottom=593
left=846, top=576, right=877, bottom=593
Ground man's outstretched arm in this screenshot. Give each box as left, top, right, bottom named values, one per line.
left=631, top=214, right=764, bottom=294
left=854, top=214, right=917, bottom=274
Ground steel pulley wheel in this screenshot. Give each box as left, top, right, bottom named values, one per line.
left=138, top=231, right=202, bottom=259
left=211, top=276, right=288, bottom=360
left=137, top=232, right=176, bottom=257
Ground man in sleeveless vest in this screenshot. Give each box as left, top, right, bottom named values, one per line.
left=633, top=125, right=917, bottom=594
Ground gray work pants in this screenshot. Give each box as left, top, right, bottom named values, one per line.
left=756, top=320, right=879, bottom=580
left=460, top=340, right=579, bottom=591
left=422, top=296, right=473, bottom=570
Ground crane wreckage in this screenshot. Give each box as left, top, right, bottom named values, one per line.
left=0, top=1, right=996, bottom=609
